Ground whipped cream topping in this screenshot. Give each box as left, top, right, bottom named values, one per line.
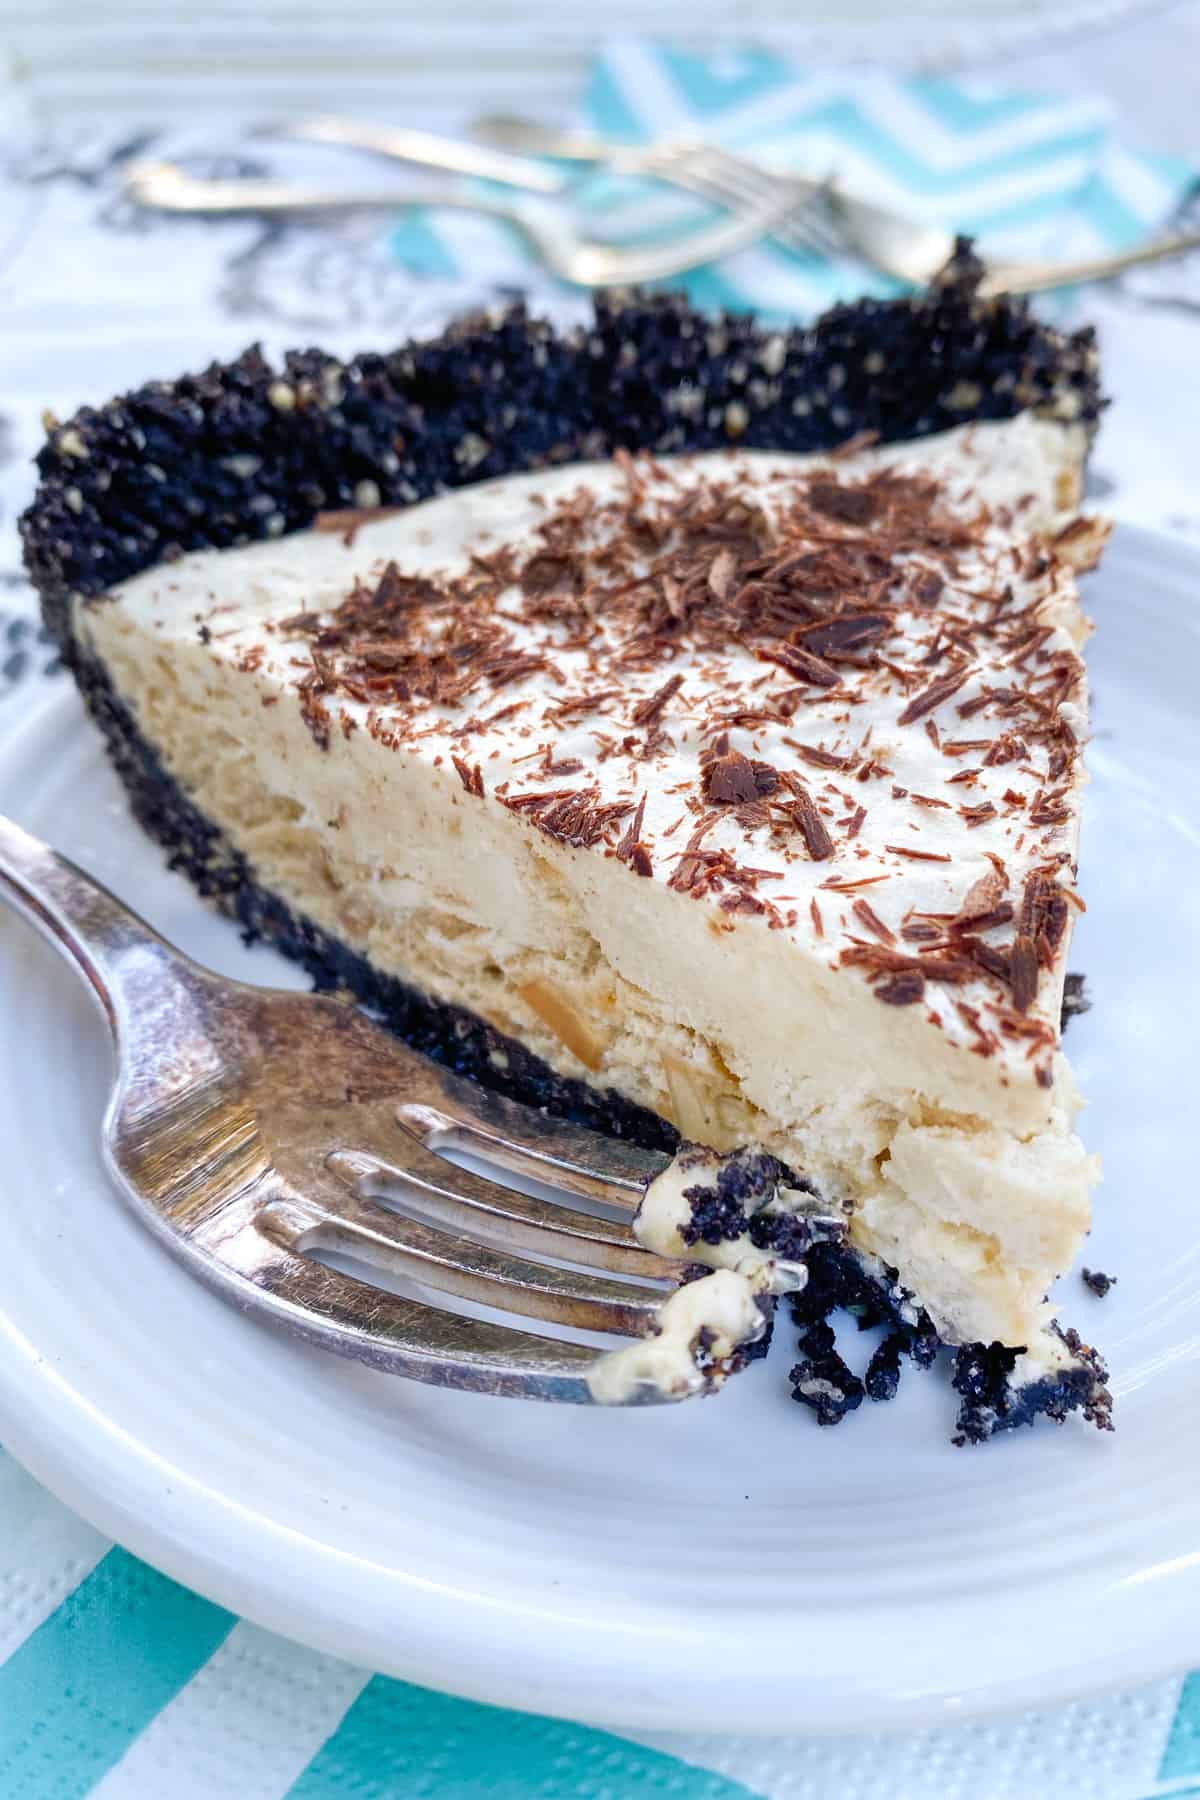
left=107, top=414, right=1098, bottom=1081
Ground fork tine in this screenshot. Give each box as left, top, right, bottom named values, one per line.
left=325, top=1138, right=668, bottom=1276
left=396, top=1067, right=670, bottom=1213
left=259, top=1189, right=667, bottom=1336
left=219, top=1226, right=673, bottom=1401
left=684, top=146, right=845, bottom=259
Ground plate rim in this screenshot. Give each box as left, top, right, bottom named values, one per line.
left=1, top=523, right=1198, bottom=1736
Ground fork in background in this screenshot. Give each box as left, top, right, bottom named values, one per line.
left=472, top=112, right=1200, bottom=298
left=122, top=155, right=804, bottom=290
left=265, top=112, right=845, bottom=265
left=0, top=810, right=759, bottom=1405
left=468, top=113, right=847, bottom=263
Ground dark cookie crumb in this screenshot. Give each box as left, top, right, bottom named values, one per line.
left=951, top=1325, right=1112, bottom=1445
left=679, top=1147, right=792, bottom=1247
left=791, top=1241, right=939, bottom=1366
left=785, top=1241, right=1110, bottom=1443
left=789, top=1321, right=866, bottom=1426
left=1061, top=971, right=1090, bottom=1029
left=671, top=1142, right=832, bottom=1263
left=864, top=1331, right=906, bottom=1402
left=1082, top=1267, right=1117, bottom=1298
left=23, top=257, right=1103, bottom=641
left=787, top=1243, right=940, bottom=1420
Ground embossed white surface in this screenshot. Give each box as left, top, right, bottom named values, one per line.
left=0, top=523, right=1195, bottom=1735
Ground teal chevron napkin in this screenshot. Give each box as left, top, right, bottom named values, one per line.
left=389, top=39, right=1197, bottom=320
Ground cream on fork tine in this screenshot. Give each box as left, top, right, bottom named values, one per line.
left=0, top=811, right=773, bottom=1405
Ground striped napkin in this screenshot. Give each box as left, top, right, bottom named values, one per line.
left=389, top=37, right=1197, bottom=319
left=1, top=1437, right=1198, bottom=1799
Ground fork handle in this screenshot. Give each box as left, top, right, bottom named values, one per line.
left=0, top=813, right=178, bottom=1033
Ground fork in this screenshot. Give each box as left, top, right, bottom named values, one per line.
left=272, top=111, right=841, bottom=261
left=122, top=158, right=802, bottom=289
left=471, top=114, right=848, bottom=261
left=0, top=811, right=733, bottom=1404
left=473, top=113, right=1200, bottom=297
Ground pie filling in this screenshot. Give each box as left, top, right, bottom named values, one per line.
left=22, top=274, right=1114, bottom=1441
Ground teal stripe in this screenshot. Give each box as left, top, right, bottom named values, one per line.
left=1144, top=146, right=1199, bottom=191
left=1076, top=172, right=1152, bottom=246
left=670, top=253, right=888, bottom=326
left=738, top=102, right=1111, bottom=192
left=287, top=1675, right=764, bottom=1800
left=1161, top=1673, right=1200, bottom=1781
left=909, top=75, right=1074, bottom=133
left=0, top=1546, right=235, bottom=1799
left=658, top=45, right=790, bottom=116
left=584, top=57, right=649, bottom=143
left=671, top=254, right=787, bottom=319
left=388, top=211, right=462, bottom=278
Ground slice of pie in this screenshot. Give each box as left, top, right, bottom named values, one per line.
left=23, top=258, right=1113, bottom=1439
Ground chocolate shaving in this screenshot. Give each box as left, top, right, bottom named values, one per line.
left=876, top=970, right=926, bottom=1005
left=911, top=569, right=945, bottom=605
left=501, top=785, right=634, bottom=849
left=1009, top=932, right=1040, bottom=1013
left=807, top=480, right=878, bottom=526
left=241, top=426, right=1095, bottom=1047
left=954, top=868, right=1005, bottom=923
left=959, top=936, right=1012, bottom=984
left=885, top=843, right=953, bottom=863
left=787, top=786, right=835, bottom=861
left=451, top=754, right=484, bottom=798
left=840, top=945, right=974, bottom=985
left=1029, top=787, right=1072, bottom=828
left=550, top=688, right=622, bottom=720
left=701, top=735, right=780, bottom=805
left=314, top=506, right=402, bottom=546
left=896, top=665, right=973, bottom=727
left=615, top=794, right=653, bottom=877
left=757, top=642, right=842, bottom=688
left=787, top=742, right=850, bottom=771
left=631, top=672, right=684, bottom=727
left=852, top=899, right=896, bottom=944
left=795, top=613, right=891, bottom=656
left=520, top=549, right=580, bottom=598
left=1021, top=870, right=1071, bottom=968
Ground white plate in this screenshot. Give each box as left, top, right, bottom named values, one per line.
left=0, top=524, right=1197, bottom=1736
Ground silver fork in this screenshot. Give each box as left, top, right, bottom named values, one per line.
left=473, top=113, right=1200, bottom=297
left=122, top=158, right=802, bottom=290
left=271, top=111, right=841, bottom=262
left=702, top=148, right=1200, bottom=295
left=0, top=812, right=718, bottom=1405
left=471, top=114, right=845, bottom=261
